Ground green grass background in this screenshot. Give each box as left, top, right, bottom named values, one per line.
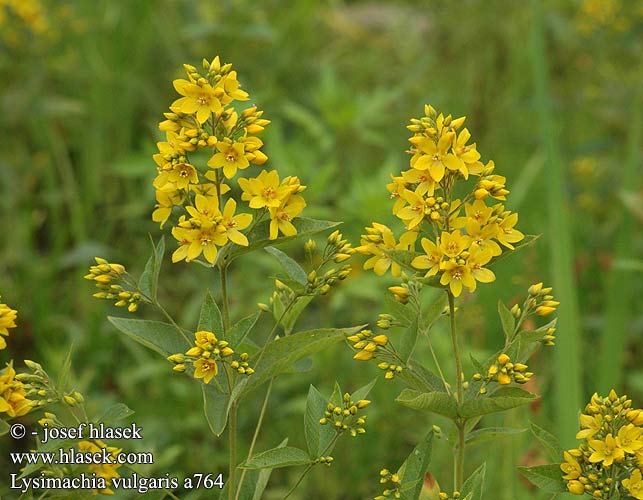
left=0, top=0, right=641, bottom=498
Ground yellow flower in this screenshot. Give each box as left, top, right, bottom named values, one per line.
left=359, top=224, right=416, bottom=277
left=0, top=303, right=18, bottom=350
left=495, top=212, right=524, bottom=249
left=617, top=423, right=643, bottom=454
left=153, top=162, right=198, bottom=191
left=172, top=79, right=222, bottom=124
left=439, top=230, right=471, bottom=259
left=186, top=194, right=223, bottom=229
left=268, top=195, right=306, bottom=240
left=171, top=225, right=227, bottom=264
left=451, top=128, right=483, bottom=177
left=588, top=433, right=625, bottom=466
left=395, top=189, right=427, bottom=230
left=409, top=131, right=459, bottom=182
left=218, top=70, right=250, bottom=104
left=566, top=480, right=585, bottom=495
left=239, top=170, right=290, bottom=209
left=0, top=363, right=33, bottom=417
left=560, top=450, right=582, bottom=480
left=401, top=168, right=436, bottom=196
left=623, top=469, right=643, bottom=500
left=466, top=246, right=496, bottom=285
left=152, top=189, right=184, bottom=228
left=222, top=199, right=252, bottom=246
left=411, top=237, right=442, bottom=277
left=440, top=261, right=476, bottom=297
left=576, top=413, right=602, bottom=440
left=194, top=357, right=218, bottom=384
left=466, top=220, right=502, bottom=257
left=207, top=139, right=250, bottom=179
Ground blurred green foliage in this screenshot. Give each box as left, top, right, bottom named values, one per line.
left=0, top=0, right=641, bottom=498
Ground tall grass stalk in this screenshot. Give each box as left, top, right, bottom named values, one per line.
left=596, top=83, right=642, bottom=393
left=530, top=0, right=582, bottom=448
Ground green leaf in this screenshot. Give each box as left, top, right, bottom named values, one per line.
left=56, top=344, right=74, bottom=392
left=139, top=236, right=165, bottom=301
left=223, top=218, right=340, bottom=263
left=498, top=300, right=516, bottom=342
left=305, top=385, right=335, bottom=458
left=98, top=403, right=135, bottom=424
left=198, top=290, right=224, bottom=334
left=202, top=384, right=231, bottom=437
left=469, top=354, right=485, bottom=375
left=240, top=326, right=364, bottom=397
left=517, top=464, right=566, bottom=493
left=280, top=295, right=314, bottom=335
left=398, top=316, right=420, bottom=363
left=459, top=387, right=539, bottom=419
left=351, top=378, right=377, bottom=402
left=0, top=419, right=9, bottom=436
left=460, top=463, right=486, bottom=500
left=465, top=427, right=525, bottom=446
left=396, top=389, right=458, bottom=418
left=399, top=362, right=448, bottom=393
left=265, top=246, right=307, bottom=285
left=108, top=317, right=191, bottom=357
left=529, top=421, right=563, bottom=462
left=385, top=293, right=414, bottom=327
left=239, top=446, right=312, bottom=469
left=397, top=430, right=434, bottom=500
left=228, top=312, right=261, bottom=349
left=423, top=292, right=448, bottom=327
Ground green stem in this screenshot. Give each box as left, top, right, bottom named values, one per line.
left=228, top=402, right=238, bottom=500
left=154, top=301, right=191, bottom=344
left=283, top=434, right=340, bottom=500
left=235, top=378, right=275, bottom=500
left=219, top=264, right=230, bottom=331
left=447, top=291, right=465, bottom=489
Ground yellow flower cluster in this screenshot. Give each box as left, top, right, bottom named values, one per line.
left=0, top=362, right=33, bottom=418
left=84, top=258, right=141, bottom=313
left=347, top=329, right=406, bottom=380
left=167, top=330, right=253, bottom=384
left=152, top=56, right=306, bottom=264
left=319, top=393, right=370, bottom=438
left=357, top=105, right=525, bottom=297
left=78, top=440, right=122, bottom=495
left=472, top=354, right=533, bottom=394
left=0, top=301, right=17, bottom=350
left=375, top=468, right=402, bottom=500
left=561, top=390, right=643, bottom=498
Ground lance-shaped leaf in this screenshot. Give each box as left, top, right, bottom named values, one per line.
left=265, top=246, right=307, bottom=285
left=384, top=293, right=414, bottom=327
left=397, top=430, right=434, bottom=500
left=517, top=464, right=567, bottom=493
left=239, top=446, right=312, bottom=470
left=228, top=312, right=260, bottom=349
left=222, top=218, right=340, bottom=263
left=139, top=236, right=165, bottom=301
left=399, top=362, right=448, bottom=393
left=305, top=385, right=336, bottom=458
left=198, top=290, right=224, bottom=334
left=460, top=463, right=486, bottom=500
left=459, top=387, right=538, bottom=419
left=98, top=403, right=135, bottom=424
left=202, top=384, right=231, bottom=437
left=465, top=427, right=525, bottom=446
left=396, top=389, right=458, bottom=419
left=232, top=439, right=290, bottom=500
left=498, top=300, right=516, bottom=342
left=108, top=317, right=191, bottom=357
left=240, top=326, right=364, bottom=397
left=529, top=421, right=563, bottom=462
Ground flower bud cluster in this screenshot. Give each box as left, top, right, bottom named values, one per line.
left=473, top=353, right=532, bottom=393
left=168, top=330, right=253, bottom=384
left=319, top=393, right=370, bottom=438
left=347, top=330, right=389, bottom=362
left=316, top=455, right=334, bottom=467
left=374, top=468, right=402, bottom=499
left=560, top=390, right=643, bottom=498
left=438, top=491, right=461, bottom=500
left=84, top=258, right=141, bottom=313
